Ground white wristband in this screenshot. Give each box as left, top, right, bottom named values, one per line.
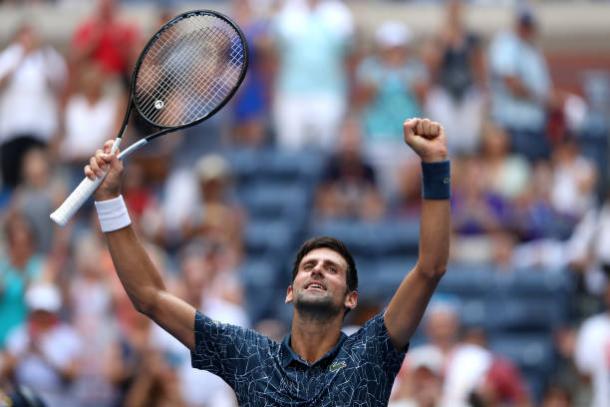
left=94, top=195, right=131, bottom=233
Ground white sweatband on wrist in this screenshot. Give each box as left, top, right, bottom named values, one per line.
left=94, top=195, right=131, bottom=233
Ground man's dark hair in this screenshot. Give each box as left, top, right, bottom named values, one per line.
left=291, top=236, right=358, bottom=292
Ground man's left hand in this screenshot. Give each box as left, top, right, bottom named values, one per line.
left=403, top=118, right=448, bottom=163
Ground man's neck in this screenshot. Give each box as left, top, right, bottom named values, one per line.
left=290, top=312, right=343, bottom=364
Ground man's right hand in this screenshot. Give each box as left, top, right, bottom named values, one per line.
left=84, top=140, right=123, bottom=201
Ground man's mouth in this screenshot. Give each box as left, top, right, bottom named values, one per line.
left=305, top=282, right=326, bottom=291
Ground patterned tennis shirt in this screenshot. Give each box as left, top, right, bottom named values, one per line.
left=190, top=311, right=407, bottom=406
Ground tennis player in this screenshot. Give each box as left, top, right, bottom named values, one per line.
left=85, top=117, right=450, bottom=406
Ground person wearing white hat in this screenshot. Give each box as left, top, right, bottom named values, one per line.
left=389, top=346, right=444, bottom=407
left=1, top=284, right=83, bottom=407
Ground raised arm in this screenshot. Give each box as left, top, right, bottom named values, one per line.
left=86, top=141, right=196, bottom=351
left=384, top=118, right=450, bottom=349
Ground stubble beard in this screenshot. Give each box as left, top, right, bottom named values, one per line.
left=294, top=291, right=343, bottom=323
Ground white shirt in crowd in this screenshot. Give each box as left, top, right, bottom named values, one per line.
left=61, top=94, right=119, bottom=161
left=551, top=156, right=597, bottom=219
left=5, top=323, right=83, bottom=407
left=566, top=202, right=610, bottom=294
left=575, top=312, right=610, bottom=407
left=393, top=343, right=492, bottom=407
left=0, top=44, right=67, bottom=143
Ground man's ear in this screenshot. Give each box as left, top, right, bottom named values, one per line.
left=285, top=285, right=294, bottom=304
left=344, top=290, right=358, bottom=311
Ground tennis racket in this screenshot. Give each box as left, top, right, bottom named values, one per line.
left=50, top=10, right=248, bottom=226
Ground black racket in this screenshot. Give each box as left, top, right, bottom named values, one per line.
left=51, top=10, right=248, bottom=226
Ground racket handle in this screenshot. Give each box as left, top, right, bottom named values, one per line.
left=50, top=176, right=105, bottom=226
left=50, top=138, right=123, bottom=227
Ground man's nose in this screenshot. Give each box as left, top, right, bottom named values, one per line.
left=311, top=264, right=323, bottom=277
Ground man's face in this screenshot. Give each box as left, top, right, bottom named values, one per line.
left=286, top=248, right=357, bottom=319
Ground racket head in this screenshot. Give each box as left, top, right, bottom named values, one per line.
left=130, top=10, right=248, bottom=131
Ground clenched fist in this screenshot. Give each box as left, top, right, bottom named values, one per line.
left=403, top=118, right=448, bottom=163
left=84, top=140, right=124, bottom=201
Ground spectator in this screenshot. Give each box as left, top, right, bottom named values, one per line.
left=407, top=300, right=532, bottom=407
left=0, top=23, right=67, bottom=189
left=9, top=148, right=65, bottom=255
left=390, top=346, right=444, bottom=407
left=123, top=348, right=187, bottom=407
left=463, top=327, right=532, bottom=407
left=574, top=278, right=610, bottom=407
left=271, top=0, right=353, bottom=151
left=69, top=236, right=124, bottom=407
left=231, top=0, right=274, bottom=147
left=0, top=385, right=47, bottom=407
left=549, top=137, right=597, bottom=222
left=356, top=20, right=427, bottom=196
left=1, top=284, right=82, bottom=407
left=122, top=160, right=162, bottom=240
left=59, top=62, right=123, bottom=187
left=488, top=8, right=552, bottom=162
left=479, top=122, right=531, bottom=202
left=179, top=155, right=245, bottom=268
left=70, top=0, right=139, bottom=86
left=176, top=242, right=249, bottom=330
left=566, top=188, right=610, bottom=296
left=314, top=115, right=385, bottom=221
left=450, top=156, right=513, bottom=265
left=540, top=384, right=573, bottom=407
left=425, top=0, right=486, bottom=156
left=148, top=243, right=243, bottom=407
left=0, top=213, right=46, bottom=348
left=544, top=326, right=592, bottom=406
left=406, top=299, right=496, bottom=407
left=509, top=160, right=558, bottom=243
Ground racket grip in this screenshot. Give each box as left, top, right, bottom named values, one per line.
left=50, top=176, right=105, bottom=226
left=51, top=138, right=123, bottom=227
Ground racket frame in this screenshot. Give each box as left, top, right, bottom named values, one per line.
left=50, top=9, right=249, bottom=226
left=128, top=9, right=249, bottom=143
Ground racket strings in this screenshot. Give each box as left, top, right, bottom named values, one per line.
left=139, top=25, right=238, bottom=124
left=135, top=14, right=246, bottom=128
left=139, top=24, right=231, bottom=121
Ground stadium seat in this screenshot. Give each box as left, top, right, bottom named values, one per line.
left=490, top=268, right=572, bottom=331
left=239, top=258, right=283, bottom=322
left=494, top=268, right=572, bottom=297
left=223, top=148, right=262, bottom=184
left=310, top=219, right=420, bottom=259
left=375, top=219, right=420, bottom=257
left=355, top=256, right=418, bottom=301
left=256, top=149, right=325, bottom=186
left=437, top=262, right=494, bottom=297
left=488, top=298, right=563, bottom=333
left=459, top=299, right=489, bottom=329
left=490, top=334, right=555, bottom=371
left=239, top=182, right=310, bottom=227
left=244, top=219, right=297, bottom=259
left=310, top=220, right=379, bottom=257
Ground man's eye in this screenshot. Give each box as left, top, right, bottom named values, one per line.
left=329, top=267, right=337, bottom=274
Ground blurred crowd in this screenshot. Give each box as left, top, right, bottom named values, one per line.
left=1, top=0, right=609, bottom=406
